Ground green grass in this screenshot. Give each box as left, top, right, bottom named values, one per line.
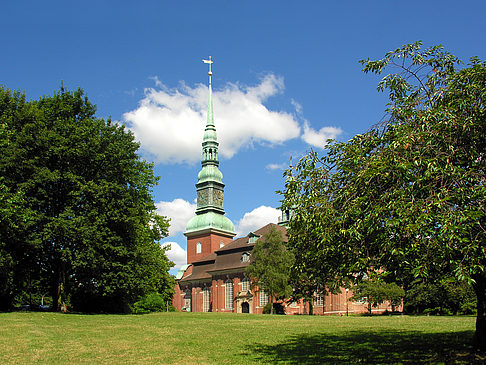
left=0, top=311, right=482, bottom=364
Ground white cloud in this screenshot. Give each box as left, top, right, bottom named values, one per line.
left=291, top=99, right=303, bottom=114
left=301, top=121, right=342, bottom=149
left=161, top=241, right=186, bottom=270
left=236, top=205, right=281, bottom=236
left=156, top=199, right=196, bottom=237
left=123, top=74, right=301, bottom=164
left=266, top=162, right=288, bottom=171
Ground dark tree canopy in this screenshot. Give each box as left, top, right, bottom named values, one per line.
left=0, top=86, right=173, bottom=312
left=281, top=42, right=486, bottom=347
left=246, top=227, right=294, bottom=314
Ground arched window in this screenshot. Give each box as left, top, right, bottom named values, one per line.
left=203, top=287, right=210, bottom=312
left=196, top=242, right=202, bottom=254
left=225, top=279, right=233, bottom=310
left=220, top=241, right=224, bottom=248
left=242, top=277, right=250, bottom=292
left=259, top=290, right=268, bottom=307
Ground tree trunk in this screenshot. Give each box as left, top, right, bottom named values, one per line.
left=473, top=274, right=486, bottom=350
left=309, top=301, right=313, bottom=315
left=54, top=260, right=67, bottom=312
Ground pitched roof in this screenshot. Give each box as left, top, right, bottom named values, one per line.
left=217, top=223, right=288, bottom=252
left=179, top=223, right=287, bottom=283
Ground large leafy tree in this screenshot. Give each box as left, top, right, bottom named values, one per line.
left=281, top=42, right=486, bottom=348
left=0, top=118, right=32, bottom=309
left=246, top=227, right=294, bottom=314
left=0, top=86, right=172, bottom=312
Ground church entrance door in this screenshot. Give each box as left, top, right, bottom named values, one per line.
left=242, top=302, right=249, bottom=313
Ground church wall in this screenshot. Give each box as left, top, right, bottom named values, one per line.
left=175, top=275, right=402, bottom=315
left=186, top=232, right=234, bottom=264
left=173, top=284, right=183, bottom=310
left=186, top=234, right=212, bottom=265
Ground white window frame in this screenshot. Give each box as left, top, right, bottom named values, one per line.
left=241, top=252, right=250, bottom=263
left=242, top=277, right=250, bottom=292
left=196, top=242, right=202, bottom=254
left=259, top=290, right=268, bottom=307
left=184, top=289, right=192, bottom=312
left=203, top=287, right=210, bottom=312
left=225, top=279, right=233, bottom=310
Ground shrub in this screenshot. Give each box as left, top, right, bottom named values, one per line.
left=262, top=303, right=272, bottom=314
left=262, top=302, right=285, bottom=314
left=132, top=293, right=171, bottom=314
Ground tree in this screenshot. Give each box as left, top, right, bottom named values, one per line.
left=281, top=42, right=486, bottom=348
left=0, top=86, right=173, bottom=312
left=350, top=280, right=404, bottom=315
left=0, top=119, right=32, bottom=309
left=405, top=276, right=476, bottom=315
left=246, top=227, right=294, bottom=314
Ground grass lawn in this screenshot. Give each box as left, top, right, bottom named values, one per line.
left=0, top=311, right=482, bottom=364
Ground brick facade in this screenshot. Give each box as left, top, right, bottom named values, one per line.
left=173, top=223, right=400, bottom=315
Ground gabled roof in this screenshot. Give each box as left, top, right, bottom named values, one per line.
left=217, top=223, right=287, bottom=252
left=192, top=252, right=217, bottom=265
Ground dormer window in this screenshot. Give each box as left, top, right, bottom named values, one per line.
left=248, top=232, right=260, bottom=244
left=241, top=252, right=250, bottom=263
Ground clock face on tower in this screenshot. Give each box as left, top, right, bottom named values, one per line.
left=197, top=190, right=209, bottom=206
left=213, top=189, right=223, bottom=208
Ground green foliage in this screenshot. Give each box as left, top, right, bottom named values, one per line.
left=0, top=116, right=32, bottom=309
left=262, top=302, right=285, bottom=315
left=405, top=277, right=476, bottom=315
left=132, top=292, right=174, bottom=314
left=281, top=42, right=486, bottom=346
left=0, top=86, right=173, bottom=312
left=262, top=302, right=272, bottom=314
left=246, top=227, right=294, bottom=314
left=350, top=280, right=404, bottom=315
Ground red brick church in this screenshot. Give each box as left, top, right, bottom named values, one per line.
left=172, top=59, right=395, bottom=315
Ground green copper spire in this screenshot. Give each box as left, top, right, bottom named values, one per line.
left=205, top=56, right=214, bottom=128
left=201, top=56, right=218, bottom=167
left=185, top=57, right=235, bottom=236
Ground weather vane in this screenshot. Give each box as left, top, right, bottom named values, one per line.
left=202, top=56, right=213, bottom=76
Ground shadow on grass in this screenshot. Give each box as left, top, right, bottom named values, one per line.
left=248, top=330, right=486, bottom=364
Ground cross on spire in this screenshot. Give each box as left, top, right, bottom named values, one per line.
left=202, top=56, right=213, bottom=76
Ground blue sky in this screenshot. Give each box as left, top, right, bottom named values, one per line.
left=2, top=1, right=485, bottom=272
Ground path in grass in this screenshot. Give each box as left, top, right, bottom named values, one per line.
left=0, top=312, right=481, bottom=364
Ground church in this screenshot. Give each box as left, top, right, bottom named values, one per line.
left=172, top=59, right=394, bottom=315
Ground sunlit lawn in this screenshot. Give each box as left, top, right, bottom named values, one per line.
left=0, top=311, right=482, bottom=364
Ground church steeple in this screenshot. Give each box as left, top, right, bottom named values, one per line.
left=184, top=57, right=236, bottom=264
left=200, top=56, right=220, bottom=175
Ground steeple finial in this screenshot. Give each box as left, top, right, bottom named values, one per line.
left=202, top=56, right=215, bottom=127
left=202, top=56, right=213, bottom=76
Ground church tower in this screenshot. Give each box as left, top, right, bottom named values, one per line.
left=184, top=57, right=236, bottom=264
